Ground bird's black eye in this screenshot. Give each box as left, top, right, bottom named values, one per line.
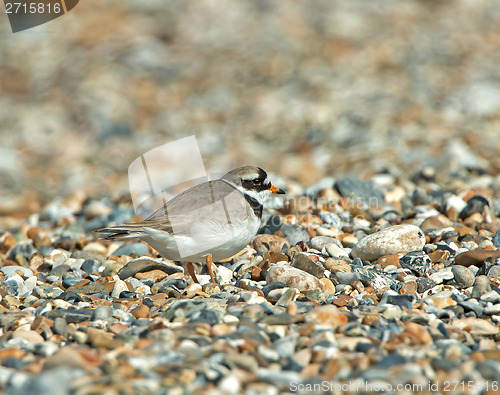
left=252, top=178, right=260, bottom=184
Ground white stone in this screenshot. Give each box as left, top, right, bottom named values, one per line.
left=325, top=242, right=349, bottom=258
left=351, top=224, right=426, bottom=261
left=266, top=265, right=327, bottom=293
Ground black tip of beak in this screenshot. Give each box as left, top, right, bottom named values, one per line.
left=277, top=188, right=286, bottom=194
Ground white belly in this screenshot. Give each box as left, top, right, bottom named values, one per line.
left=141, top=214, right=261, bottom=262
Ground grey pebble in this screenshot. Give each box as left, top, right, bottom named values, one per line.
left=319, top=211, right=342, bottom=227
left=45, top=309, right=93, bottom=324
left=291, top=253, right=324, bottom=278
left=112, top=242, right=149, bottom=256
left=335, top=178, right=384, bottom=201
left=492, top=229, right=500, bottom=247
left=33, top=286, right=64, bottom=299
left=280, top=224, right=310, bottom=245
left=480, top=290, right=500, bottom=303
left=310, top=236, right=340, bottom=251
left=92, top=305, right=113, bottom=321
left=335, top=271, right=360, bottom=285
left=416, top=277, right=436, bottom=293
left=451, top=265, right=475, bottom=288
left=487, top=265, right=500, bottom=279
left=471, top=275, right=491, bottom=298
left=257, top=368, right=302, bottom=387
left=458, top=300, right=484, bottom=317
left=9, top=367, right=78, bottom=395
left=484, top=304, right=500, bottom=315
left=52, top=317, right=69, bottom=337
left=476, top=360, right=500, bottom=380
left=7, top=242, right=37, bottom=261
left=276, top=288, right=298, bottom=307
left=81, top=259, right=101, bottom=273
left=4, top=274, right=28, bottom=297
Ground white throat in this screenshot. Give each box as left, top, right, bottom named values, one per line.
left=221, top=179, right=271, bottom=205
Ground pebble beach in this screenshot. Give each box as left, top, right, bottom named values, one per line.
left=2, top=1, right=500, bottom=394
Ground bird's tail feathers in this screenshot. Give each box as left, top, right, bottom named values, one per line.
left=95, top=225, right=145, bottom=240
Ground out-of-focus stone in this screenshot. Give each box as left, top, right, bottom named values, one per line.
left=304, top=305, right=347, bottom=328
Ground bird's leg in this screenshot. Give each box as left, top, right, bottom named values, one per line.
left=186, top=262, right=199, bottom=283
left=206, top=255, right=216, bottom=284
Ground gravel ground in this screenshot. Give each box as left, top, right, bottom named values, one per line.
left=1, top=1, right=500, bottom=394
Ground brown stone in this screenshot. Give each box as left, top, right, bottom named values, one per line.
left=403, top=322, right=433, bottom=345
left=304, top=305, right=347, bottom=328
left=202, top=283, right=221, bottom=295
left=291, top=253, right=325, bottom=278
left=130, top=303, right=149, bottom=319
left=478, top=350, right=500, bottom=362
left=135, top=269, right=170, bottom=282
left=337, top=234, right=358, bottom=248
left=31, top=316, right=54, bottom=334
left=399, top=280, right=417, bottom=296
left=109, top=323, right=129, bottom=335
left=264, top=251, right=289, bottom=264
left=0, top=348, right=25, bottom=360
left=211, top=323, right=233, bottom=337
left=396, top=272, right=407, bottom=282
left=297, top=215, right=322, bottom=227
left=351, top=280, right=364, bottom=293
left=362, top=314, right=380, bottom=326
left=453, top=317, right=499, bottom=335
left=11, top=330, right=44, bottom=343
left=455, top=249, right=500, bottom=267
left=332, top=294, right=352, bottom=307
left=43, top=346, right=101, bottom=372
left=251, top=266, right=262, bottom=281
left=252, top=235, right=290, bottom=253
left=0, top=233, right=16, bottom=253
left=464, top=212, right=483, bottom=227
left=319, top=278, right=336, bottom=295
left=67, top=279, right=91, bottom=290
left=420, top=215, right=453, bottom=231
left=428, top=250, right=449, bottom=263
left=298, top=322, right=314, bottom=336
left=426, top=291, right=456, bottom=309
left=86, top=327, right=122, bottom=349
left=33, top=232, right=52, bottom=248
left=377, top=253, right=403, bottom=269
left=323, top=258, right=351, bottom=273
left=453, top=226, right=474, bottom=236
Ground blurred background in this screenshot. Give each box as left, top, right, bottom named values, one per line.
left=1, top=0, right=500, bottom=218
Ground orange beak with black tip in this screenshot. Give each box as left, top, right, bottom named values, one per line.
left=269, top=184, right=286, bottom=194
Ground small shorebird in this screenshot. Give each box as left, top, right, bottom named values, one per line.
left=97, top=166, right=285, bottom=283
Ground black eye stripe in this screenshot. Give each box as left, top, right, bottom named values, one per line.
left=242, top=179, right=270, bottom=191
